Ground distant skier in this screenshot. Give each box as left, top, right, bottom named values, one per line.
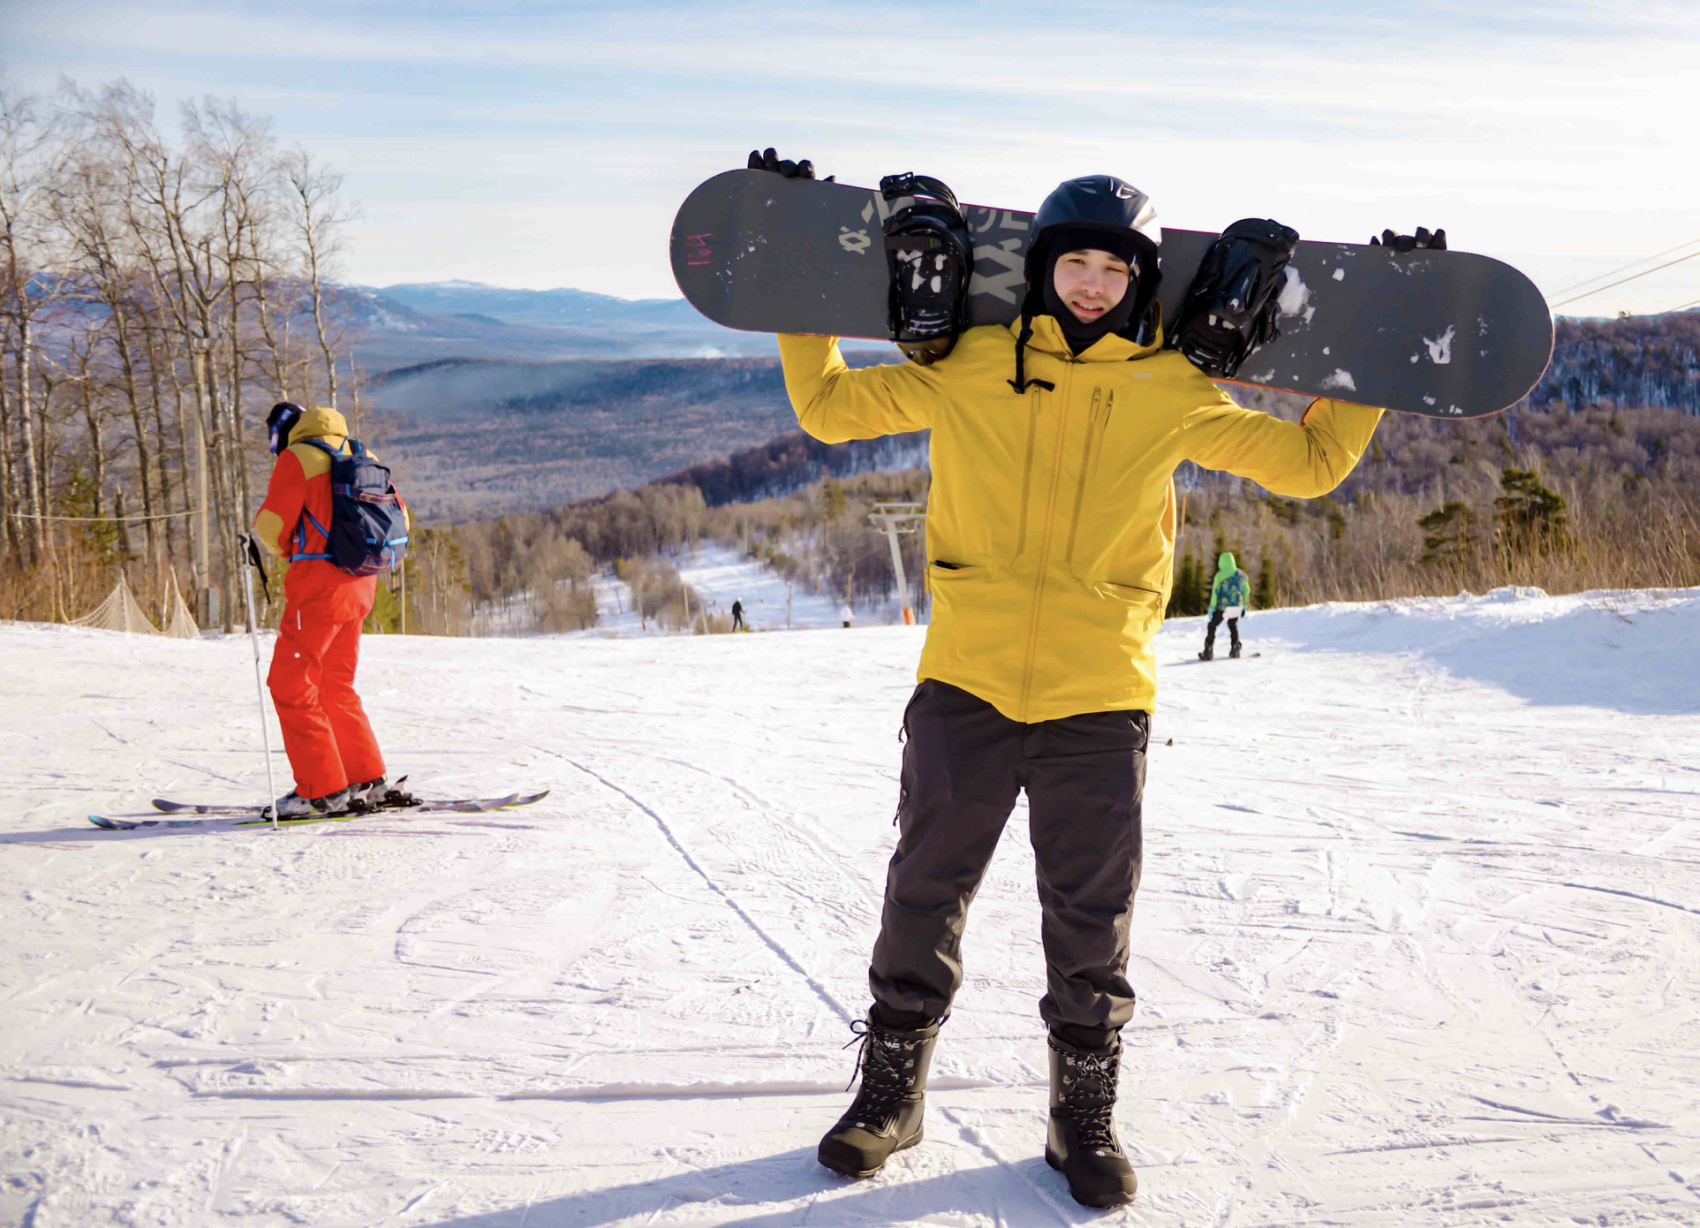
left=1199, top=552, right=1250, bottom=661
left=731, top=599, right=745, bottom=631
left=752, top=149, right=1410, bottom=1208
left=839, top=601, right=854, bottom=629
left=253, top=403, right=393, bottom=818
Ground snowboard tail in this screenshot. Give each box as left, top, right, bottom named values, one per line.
left=671, top=170, right=1553, bottom=419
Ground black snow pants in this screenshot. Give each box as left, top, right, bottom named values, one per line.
left=869, top=680, right=1148, bottom=1044
left=1203, top=609, right=1241, bottom=656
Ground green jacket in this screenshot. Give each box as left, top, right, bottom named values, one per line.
left=1209, top=552, right=1250, bottom=615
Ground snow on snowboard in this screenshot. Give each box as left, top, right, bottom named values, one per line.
left=670, top=169, right=1552, bottom=418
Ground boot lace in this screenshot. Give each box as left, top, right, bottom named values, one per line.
left=1058, top=1046, right=1121, bottom=1152
left=842, top=1020, right=916, bottom=1121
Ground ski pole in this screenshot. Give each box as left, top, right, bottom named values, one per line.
left=238, top=532, right=280, bottom=831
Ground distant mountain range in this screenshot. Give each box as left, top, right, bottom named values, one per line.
left=365, top=352, right=896, bottom=521
left=338, top=280, right=891, bottom=372
left=348, top=280, right=1698, bottom=523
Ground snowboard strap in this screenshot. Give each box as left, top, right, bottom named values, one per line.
left=1169, top=218, right=1300, bottom=378
left=881, top=172, right=976, bottom=362
left=1008, top=314, right=1055, bottom=395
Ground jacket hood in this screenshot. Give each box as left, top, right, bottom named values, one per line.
left=293, top=406, right=350, bottom=443
left=1006, top=312, right=1165, bottom=363
left=1215, top=552, right=1237, bottom=578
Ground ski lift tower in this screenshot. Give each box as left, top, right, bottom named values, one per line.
left=867, top=502, right=926, bottom=625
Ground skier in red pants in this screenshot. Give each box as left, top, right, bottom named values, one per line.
left=253, top=403, right=390, bottom=817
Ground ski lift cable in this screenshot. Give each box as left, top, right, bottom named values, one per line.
left=1662, top=296, right=1700, bottom=313
left=11, top=506, right=203, bottom=523
left=1549, top=251, right=1700, bottom=309
left=1550, top=236, right=1700, bottom=298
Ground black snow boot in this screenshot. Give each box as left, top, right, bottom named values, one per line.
left=818, top=1013, right=941, bottom=1178
left=1197, top=647, right=1213, bottom=661
left=1046, top=1033, right=1138, bottom=1208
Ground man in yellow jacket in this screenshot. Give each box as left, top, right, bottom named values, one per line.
left=775, top=161, right=1386, bottom=1208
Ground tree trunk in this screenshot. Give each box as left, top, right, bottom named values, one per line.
left=17, top=316, right=43, bottom=563
left=0, top=358, right=17, bottom=562
left=143, top=319, right=178, bottom=564
left=109, top=298, right=158, bottom=567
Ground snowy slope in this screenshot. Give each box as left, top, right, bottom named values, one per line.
left=3, top=589, right=1698, bottom=1226
left=575, top=544, right=907, bottom=637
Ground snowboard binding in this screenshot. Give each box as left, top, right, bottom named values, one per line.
left=880, top=172, right=975, bottom=364
left=1170, top=217, right=1301, bottom=378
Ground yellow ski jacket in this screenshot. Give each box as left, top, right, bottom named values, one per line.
left=780, top=315, right=1383, bottom=722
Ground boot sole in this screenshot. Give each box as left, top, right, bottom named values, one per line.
left=818, top=1128, right=922, bottom=1179
left=1045, top=1144, right=1138, bottom=1207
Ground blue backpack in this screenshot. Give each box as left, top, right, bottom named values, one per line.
left=290, top=437, right=410, bottom=577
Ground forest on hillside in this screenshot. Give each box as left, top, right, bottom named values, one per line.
left=1536, top=312, right=1700, bottom=414
left=425, top=397, right=1700, bottom=637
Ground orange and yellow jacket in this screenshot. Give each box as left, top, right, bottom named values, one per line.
left=780, top=316, right=1383, bottom=722
left=254, top=406, right=383, bottom=622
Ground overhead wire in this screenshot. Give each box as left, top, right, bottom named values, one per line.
left=1550, top=236, right=1700, bottom=298
left=10, top=506, right=203, bottom=523
left=1549, top=250, right=1700, bottom=309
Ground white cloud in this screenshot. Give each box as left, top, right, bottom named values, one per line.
left=5, top=0, right=1698, bottom=312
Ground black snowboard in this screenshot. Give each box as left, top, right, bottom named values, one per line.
left=670, top=170, right=1552, bottom=419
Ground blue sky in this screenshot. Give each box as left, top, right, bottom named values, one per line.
left=4, top=0, right=1698, bottom=315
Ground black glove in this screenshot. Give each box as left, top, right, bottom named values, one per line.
left=746, top=147, right=834, bottom=182
left=1371, top=226, right=1446, bottom=252
left=239, top=532, right=271, bottom=603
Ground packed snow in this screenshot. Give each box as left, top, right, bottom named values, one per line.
left=579, top=545, right=910, bottom=638
left=3, top=585, right=1699, bottom=1226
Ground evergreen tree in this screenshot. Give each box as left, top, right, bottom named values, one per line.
left=821, top=478, right=847, bottom=523
left=1253, top=563, right=1276, bottom=610
left=1417, top=500, right=1479, bottom=565
left=1494, top=467, right=1571, bottom=556
left=1165, top=551, right=1212, bottom=617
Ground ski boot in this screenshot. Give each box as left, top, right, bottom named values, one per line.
left=265, top=786, right=353, bottom=820
left=818, top=1013, right=941, bottom=1178
left=1046, top=1033, right=1138, bottom=1207
left=1197, top=647, right=1213, bottom=661
left=348, top=776, right=389, bottom=807
left=1229, top=644, right=1242, bottom=659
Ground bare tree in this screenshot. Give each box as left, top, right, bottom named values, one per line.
left=0, top=82, right=72, bottom=565
left=281, top=146, right=353, bottom=409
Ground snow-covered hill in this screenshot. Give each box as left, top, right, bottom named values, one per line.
left=3, top=589, right=1698, bottom=1225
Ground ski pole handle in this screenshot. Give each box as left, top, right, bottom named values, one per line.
left=240, top=532, right=271, bottom=604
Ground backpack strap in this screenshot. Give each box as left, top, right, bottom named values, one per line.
left=290, top=509, right=334, bottom=563
left=286, top=437, right=344, bottom=563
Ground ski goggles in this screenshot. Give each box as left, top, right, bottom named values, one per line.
left=267, top=403, right=305, bottom=455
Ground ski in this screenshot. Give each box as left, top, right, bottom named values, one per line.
left=90, top=790, right=550, bottom=831
left=149, top=775, right=430, bottom=815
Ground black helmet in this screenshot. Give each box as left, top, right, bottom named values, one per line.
left=1025, top=175, right=1163, bottom=342
left=266, top=402, right=305, bottom=455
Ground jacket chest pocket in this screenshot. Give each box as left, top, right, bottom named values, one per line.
left=1063, top=389, right=1113, bottom=570
left=1064, top=390, right=1171, bottom=593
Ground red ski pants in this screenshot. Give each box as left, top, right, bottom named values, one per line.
left=267, top=606, right=385, bottom=799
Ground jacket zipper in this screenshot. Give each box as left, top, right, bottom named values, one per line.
left=1019, top=366, right=1075, bottom=718
left=1063, top=386, right=1104, bottom=568
left=1014, top=397, right=1041, bottom=558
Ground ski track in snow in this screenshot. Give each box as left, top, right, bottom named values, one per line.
left=3, top=583, right=1700, bottom=1225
